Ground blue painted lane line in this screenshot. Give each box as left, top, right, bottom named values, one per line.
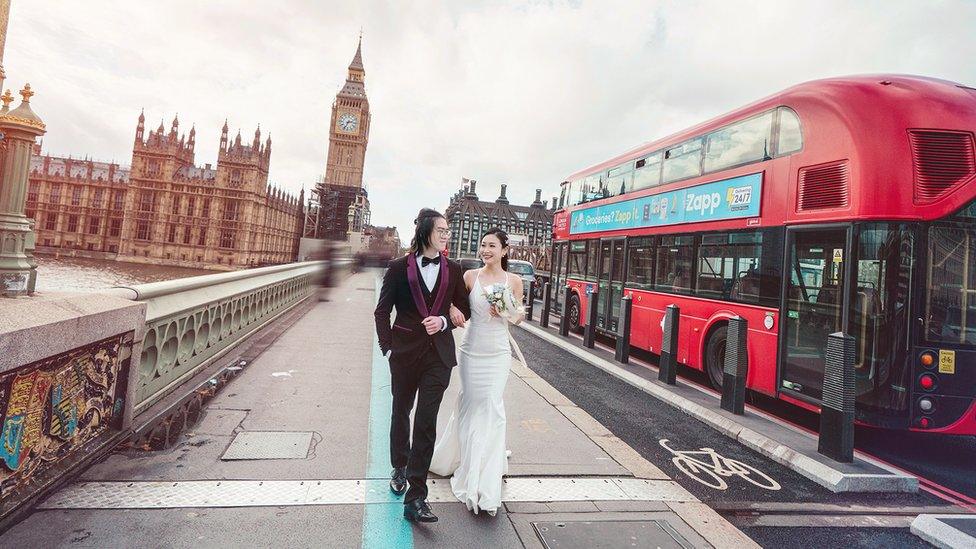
left=362, top=275, right=413, bottom=549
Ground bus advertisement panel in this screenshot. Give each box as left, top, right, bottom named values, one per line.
left=569, top=173, right=762, bottom=235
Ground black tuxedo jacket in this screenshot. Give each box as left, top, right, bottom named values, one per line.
left=374, top=254, right=471, bottom=368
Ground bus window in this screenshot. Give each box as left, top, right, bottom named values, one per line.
left=703, top=112, right=773, bottom=173
left=569, top=179, right=584, bottom=206
left=663, top=139, right=703, bottom=183
left=607, top=163, right=633, bottom=197
left=633, top=152, right=662, bottom=191
left=851, top=224, right=913, bottom=414
left=569, top=240, right=587, bottom=278
left=696, top=232, right=762, bottom=302
left=655, top=235, right=695, bottom=293
left=626, top=237, right=655, bottom=289
left=777, top=107, right=803, bottom=155
left=586, top=240, right=600, bottom=281
left=579, top=175, right=600, bottom=203
left=925, top=224, right=976, bottom=345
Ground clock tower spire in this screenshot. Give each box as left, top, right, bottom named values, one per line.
left=324, top=37, right=370, bottom=188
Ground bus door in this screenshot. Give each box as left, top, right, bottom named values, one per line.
left=780, top=226, right=851, bottom=402
left=596, top=238, right=626, bottom=332
left=552, top=242, right=568, bottom=314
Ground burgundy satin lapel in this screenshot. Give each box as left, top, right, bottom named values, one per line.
left=405, top=254, right=429, bottom=317
left=430, top=255, right=450, bottom=316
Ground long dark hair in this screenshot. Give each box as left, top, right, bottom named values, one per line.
left=410, top=208, right=444, bottom=254
left=481, top=227, right=509, bottom=271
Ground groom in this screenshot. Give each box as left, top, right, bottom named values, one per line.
left=374, top=208, right=470, bottom=523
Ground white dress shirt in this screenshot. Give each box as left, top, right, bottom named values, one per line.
left=417, top=252, right=449, bottom=331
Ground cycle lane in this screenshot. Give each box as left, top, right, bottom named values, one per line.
left=510, top=328, right=946, bottom=547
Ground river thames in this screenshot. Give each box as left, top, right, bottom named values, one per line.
left=33, top=255, right=214, bottom=292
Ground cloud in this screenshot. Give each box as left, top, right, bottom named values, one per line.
left=5, top=0, right=975, bottom=239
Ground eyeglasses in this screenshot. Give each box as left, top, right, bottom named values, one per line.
left=435, top=228, right=453, bottom=237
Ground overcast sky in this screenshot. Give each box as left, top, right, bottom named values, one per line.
left=5, top=1, right=975, bottom=240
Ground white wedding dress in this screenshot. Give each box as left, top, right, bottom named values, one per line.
left=430, top=274, right=513, bottom=515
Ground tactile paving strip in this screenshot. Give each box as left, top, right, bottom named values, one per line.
left=220, top=431, right=313, bottom=460
left=39, top=477, right=694, bottom=509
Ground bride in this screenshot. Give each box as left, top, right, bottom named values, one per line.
left=430, top=227, right=525, bottom=516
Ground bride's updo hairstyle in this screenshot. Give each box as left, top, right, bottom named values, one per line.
left=410, top=208, right=445, bottom=254
left=482, top=227, right=509, bottom=271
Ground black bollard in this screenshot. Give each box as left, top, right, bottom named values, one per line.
left=658, top=304, right=679, bottom=384
left=583, top=289, right=599, bottom=349
left=720, top=316, right=749, bottom=415
left=525, top=281, right=535, bottom=322
left=540, top=282, right=552, bottom=328
left=559, top=285, right=572, bottom=337
left=614, top=295, right=633, bottom=364
left=818, top=332, right=856, bottom=463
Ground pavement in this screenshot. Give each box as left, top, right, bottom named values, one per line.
left=1, top=270, right=756, bottom=548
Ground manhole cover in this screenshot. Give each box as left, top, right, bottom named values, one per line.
left=532, top=520, right=692, bottom=549
left=221, top=431, right=313, bottom=460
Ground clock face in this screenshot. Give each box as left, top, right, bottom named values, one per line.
left=338, top=113, right=359, bottom=132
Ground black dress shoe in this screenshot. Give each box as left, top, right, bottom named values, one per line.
left=390, top=467, right=407, bottom=496
left=404, top=499, right=438, bottom=523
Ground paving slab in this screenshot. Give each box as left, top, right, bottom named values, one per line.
left=912, top=514, right=976, bottom=549
left=1, top=506, right=365, bottom=548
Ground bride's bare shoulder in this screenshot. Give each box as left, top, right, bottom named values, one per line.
left=463, top=268, right=479, bottom=289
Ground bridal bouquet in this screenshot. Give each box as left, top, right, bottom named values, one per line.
left=483, top=283, right=525, bottom=323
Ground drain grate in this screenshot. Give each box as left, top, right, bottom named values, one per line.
left=220, top=431, right=313, bottom=460
left=533, top=520, right=692, bottom=549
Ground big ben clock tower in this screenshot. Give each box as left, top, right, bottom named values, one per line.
left=325, top=38, right=370, bottom=188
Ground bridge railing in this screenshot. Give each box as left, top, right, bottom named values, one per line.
left=106, top=260, right=335, bottom=416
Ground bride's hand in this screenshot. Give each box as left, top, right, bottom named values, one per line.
left=488, top=304, right=500, bottom=317
left=449, top=304, right=466, bottom=327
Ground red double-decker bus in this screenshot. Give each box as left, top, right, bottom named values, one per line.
left=549, top=75, right=976, bottom=435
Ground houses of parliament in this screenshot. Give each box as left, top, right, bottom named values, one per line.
left=24, top=40, right=373, bottom=271
left=27, top=116, right=303, bottom=271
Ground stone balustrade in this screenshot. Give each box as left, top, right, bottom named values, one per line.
left=106, top=260, right=332, bottom=415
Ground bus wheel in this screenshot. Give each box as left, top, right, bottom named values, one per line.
left=704, top=324, right=727, bottom=390
left=568, top=294, right=582, bottom=332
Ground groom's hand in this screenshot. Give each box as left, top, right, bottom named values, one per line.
left=422, top=316, right=442, bottom=335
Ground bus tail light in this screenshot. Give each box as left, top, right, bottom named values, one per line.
left=919, top=374, right=936, bottom=391
left=919, top=417, right=931, bottom=429
left=919, top=351, right=936, bottom=368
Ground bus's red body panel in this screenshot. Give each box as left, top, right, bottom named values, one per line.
left=557, top=75, right=976, bottom=236
left=552, top=75, right=976, bottom=435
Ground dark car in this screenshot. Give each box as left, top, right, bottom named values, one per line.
left=459, top=258, right=484, bottom=273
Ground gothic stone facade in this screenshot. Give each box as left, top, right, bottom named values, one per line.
left=445, top=180, right=555, bottom=260
left=28, top=114, right=303, bottom=271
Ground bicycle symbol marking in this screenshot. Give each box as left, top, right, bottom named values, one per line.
left=659, top=439, right=781, bottom=491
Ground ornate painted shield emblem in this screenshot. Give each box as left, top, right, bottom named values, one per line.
left=0, top=371, right=52, bottom=471
left=49, top=365, right=85, bottom=441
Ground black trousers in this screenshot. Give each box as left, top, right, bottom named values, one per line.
left=389, top=350, right=451, bottom=504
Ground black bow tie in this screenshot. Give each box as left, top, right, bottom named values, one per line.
left=421, top=255, right=441, bottom=267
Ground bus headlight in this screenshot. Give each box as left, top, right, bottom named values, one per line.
left=918, top=397, right=934, bottom=413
